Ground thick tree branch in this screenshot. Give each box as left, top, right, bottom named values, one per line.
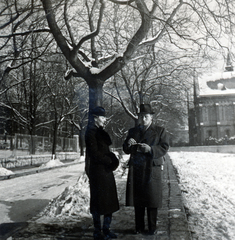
left=0, top=29, right=51, bottom=38
left=104, top=90, right=138, bottom=120
left=64, top=0, right=75, bottom=46
left=108, top=0, right=135, bottom=5
left=41, top=0, right=88, bottom=79
left=138, top=1, right=184, bottom=48
left=41, top=0, right=71, bottom=58
left=74, top=0, right=104, bottom=52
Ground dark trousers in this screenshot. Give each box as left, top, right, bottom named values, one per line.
left=134, top=206, right=158, bottom=232
left=92, top=212, right=112, bottom=233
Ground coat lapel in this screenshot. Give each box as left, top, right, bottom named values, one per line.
left=139, top=124, right=156, bottom=144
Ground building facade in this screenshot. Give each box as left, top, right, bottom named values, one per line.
left=189, top=61, right=235, bottom=145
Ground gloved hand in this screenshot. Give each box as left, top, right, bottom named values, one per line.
left=127, top=138, right=137, bottom=147
left=138, top=143, right=151, bottom=153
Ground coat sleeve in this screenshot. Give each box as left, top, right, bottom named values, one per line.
left=85, top=128, right=112, bottom=165
left=123, top=128, right=138, bottom=154
left=151, top=127, right=169, bottom=165
left=123, top=129, right=132, bottom=154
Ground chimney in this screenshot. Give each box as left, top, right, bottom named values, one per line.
left=225, top=52, right=233, bottom=72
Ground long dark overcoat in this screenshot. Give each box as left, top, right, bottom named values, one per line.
left=85, top=124, right=119, bottom=215
left=123, top=124, right=169, bottom=208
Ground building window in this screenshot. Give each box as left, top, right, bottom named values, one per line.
left=225, top=129, right=230, bottom=137
left=207, top=130, right=213, bottom=138
left=208, top=105, right=216, bottom=124
left=225, top=105, right=233, bottom=121
left=204, top=107, right=209, bottom=122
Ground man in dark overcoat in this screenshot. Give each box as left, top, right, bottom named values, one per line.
left=123, top=104, right=169, bottom=235
left=85, top=106, right=119, bottom=240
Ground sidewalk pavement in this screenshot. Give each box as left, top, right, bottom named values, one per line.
left=110, top=154, right=192, bottom=240
left=157, top=154, right=192, bottom=240
left=8, top=154, right=192, bottom=240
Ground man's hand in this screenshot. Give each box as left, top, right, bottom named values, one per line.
left=138, top=143, right=151, bottom=153
left=128, top=138, right=137, bottom=146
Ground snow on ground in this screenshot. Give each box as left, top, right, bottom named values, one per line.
left=39, top=159, right=64, bottom=168
left=75, top=155, right=85, bottom=162
left=38, top=152, right=126, bottom=223
left=40, top=173, right=91, bottom=221
left=13, top=150, right=234, bottom=240
left=0, top=166, right=14, bottom=176
left=169, top=151, right=235, bottom=240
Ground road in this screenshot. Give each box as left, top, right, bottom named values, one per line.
left=0, top=162, right=85, bottom=238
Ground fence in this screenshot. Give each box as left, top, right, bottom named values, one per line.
left=0, top=133, right=79, bottom=156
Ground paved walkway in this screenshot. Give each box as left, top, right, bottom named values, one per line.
left=4, top=155, right=192, bottom=240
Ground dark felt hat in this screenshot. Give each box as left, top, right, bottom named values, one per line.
left=139, top=104, right=154, bottom=114
left=105, top=152, right=119, bottom=172
left=91, top=106, right=106, bottom=116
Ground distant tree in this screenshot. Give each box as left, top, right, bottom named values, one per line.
left=0, top=0, right=51, bottom=85
left=2, top=0, right=234, bottom=115
left=1, top=0, right=235, bottom=150
left=38, top=54, right=83, bottom=155
left=104, top=45, right=195, bottom=130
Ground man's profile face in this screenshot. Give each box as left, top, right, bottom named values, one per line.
left=139, top=113, right=153, bottom=127
left=94, top=115, right=106, bottom=127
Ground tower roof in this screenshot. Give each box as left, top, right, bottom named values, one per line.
left=197, top=71, right=235, bottom=97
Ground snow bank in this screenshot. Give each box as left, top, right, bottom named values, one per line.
left=0, top=166, right=14, bottom=176
left=169, top=151, right=235, bottom=240
left=41, top=173, right=90, bottom=219
left=39, top=159, right=64, bottom=168
left=40, top=152, right=125, bottom=221
left=74, top=155, right=85, bottom=163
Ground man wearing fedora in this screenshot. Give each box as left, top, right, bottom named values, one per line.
left=123, top=103, right=169, bottom=235
left=85, top=106, right=119, bottom=240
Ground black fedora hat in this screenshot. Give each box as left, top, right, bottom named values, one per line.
left=91, top=106, right=106, bottom=116
left=139, top=104, right=154, bottom=114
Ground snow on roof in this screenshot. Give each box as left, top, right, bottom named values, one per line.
left=198, top=71, right=235, bottom=97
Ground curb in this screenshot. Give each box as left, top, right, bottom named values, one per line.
left=161, top=154, right=192, bottom=240
left=0, top=161, right=84, bottom=181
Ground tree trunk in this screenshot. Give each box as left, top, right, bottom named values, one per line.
left=52, top=118, right=58, bottom=157
left=79, top=130, right=84, bottom=156
left=88, top=80, right=104, bottom=124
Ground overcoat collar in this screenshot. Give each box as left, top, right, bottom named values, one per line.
left=138, top=123, right=155, bottom=143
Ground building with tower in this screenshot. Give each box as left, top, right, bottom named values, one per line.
left=189, top=54, right=235, bottom=145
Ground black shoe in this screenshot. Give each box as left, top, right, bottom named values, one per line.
left=103, top=230, right=117, bottom=239
left=94, top=231, right=104, bottom=240
left=134, top=229, right=145, bottom=234
left=148, top=229, right=157, bottom=235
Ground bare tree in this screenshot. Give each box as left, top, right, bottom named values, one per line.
left=104, top=44, right=197, bottom=125
left=0, top=0, right=51, bottom=85
left=2, top=0, right=234, bottom=115
left=40, top=0, right=235, bottom=119
left=1, top=0, right=235, bottom=149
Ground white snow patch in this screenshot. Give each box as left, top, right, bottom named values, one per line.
left=41, top=173, right=90, bottom=219
left=0, top=166, right=14, bottom=176
left=198, top=71, right=235, bottom=96
left=74, top=155, right=85, bottom=162
left=89, top=67, right=101, bottom=74
left=65, top=68, right=76, bottom=78
left=169, top=151, right=235, bottom=240
left=39, top=159, right=64, bottom=168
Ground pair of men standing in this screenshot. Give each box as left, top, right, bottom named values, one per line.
left=85, top=104, right=169, bottom=240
